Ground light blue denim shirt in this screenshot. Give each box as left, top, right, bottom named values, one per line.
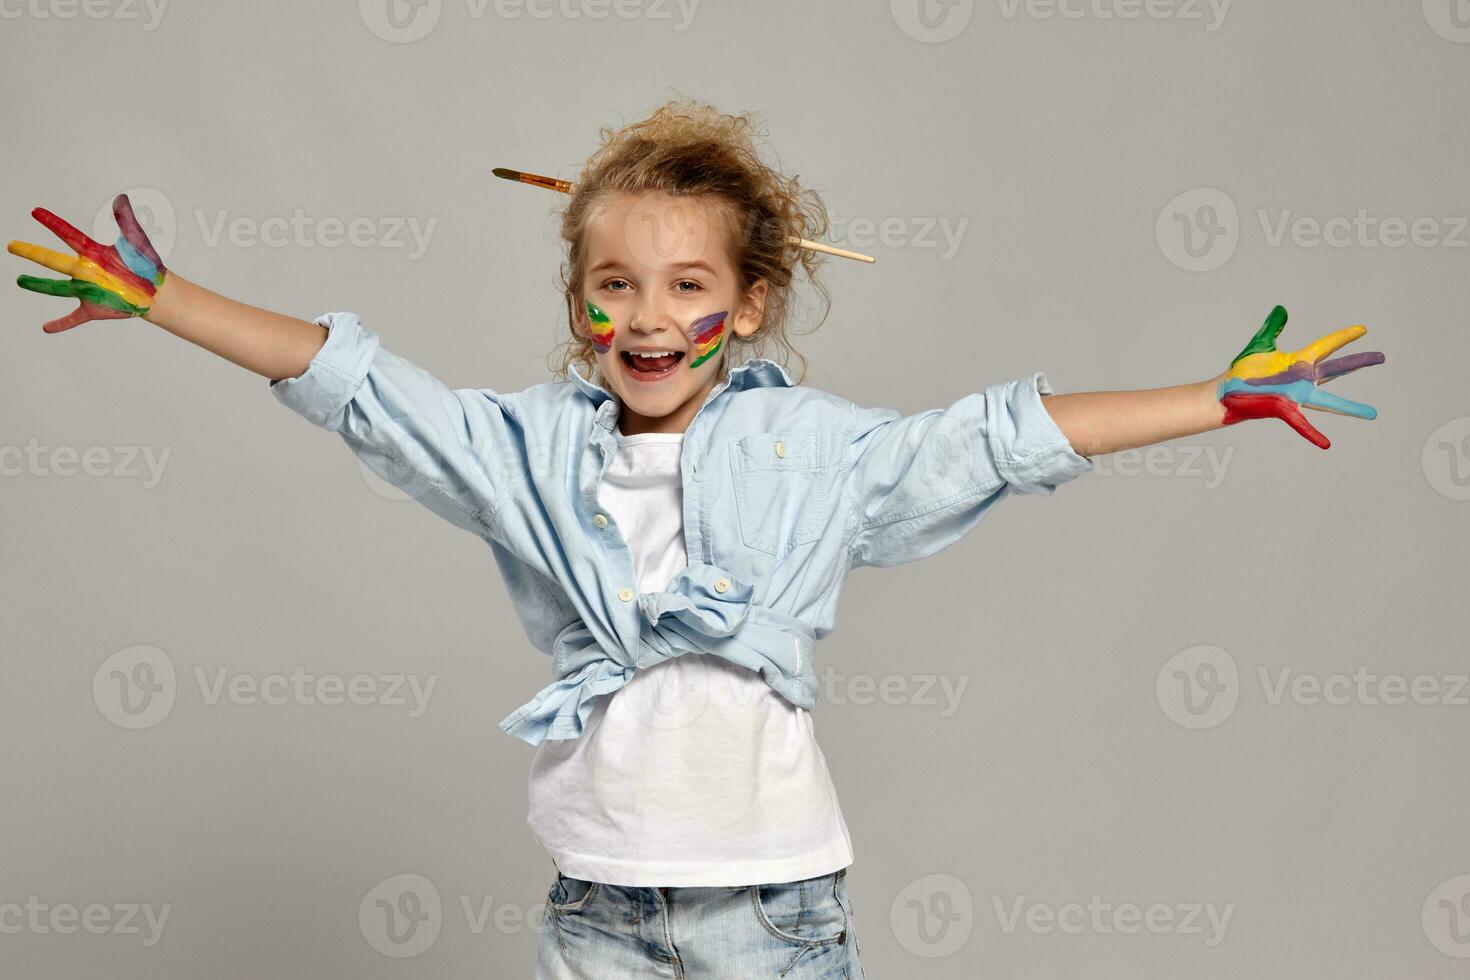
left=269, top=311, right=1095, bottom=745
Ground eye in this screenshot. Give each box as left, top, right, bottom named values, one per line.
left=602, top=278, right=631, bottom=292
left=674, top=280, right=703, bottom=293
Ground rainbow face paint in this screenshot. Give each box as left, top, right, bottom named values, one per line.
left=586, top=301, right=614, bottom=353
left=685, top=310, right=726, bottom=368
left=1216, top=305, right=1384, bottom=450
left=8, top=193, right=167, bottom=333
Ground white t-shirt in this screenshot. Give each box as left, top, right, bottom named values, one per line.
left=525, top=428, right=854, bottom=887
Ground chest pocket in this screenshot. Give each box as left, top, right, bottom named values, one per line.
left=728, top=431, right=840, bottom=559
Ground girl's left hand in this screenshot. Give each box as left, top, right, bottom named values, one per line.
left=1216, top=305, right=1385, bottom=450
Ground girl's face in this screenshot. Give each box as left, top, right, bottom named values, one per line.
left=578, top=191, right=766, bottom=436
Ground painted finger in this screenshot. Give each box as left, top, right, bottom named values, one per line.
left=18, top=274, right=143, bottom=314
left=8, top=240, right=91, bottom=280
left=41, top=305, right=94, bottom=333
left=1242, top=350, right=1386, bottom=387
left=1294, top=324, right=1367, bottom=365
left=31, top=206, right=101, bottom=255
left=1221, top=391, right=1330, bottom=450
left=1268, top=395, right=1332, bottom=450
left=1300, top=384, right=1377, bottom=420
left=43, top=301, right=132, bottom=334
left=1227, top=305, right=1289, bottom=368
left=17, top=274, right=83, bottom=299
left=10, top=241, right=148, bottom=305
left=116, top=235, right=161, bottom=285
left=1241, top=362, right=1316, bottom=387
left=30, top=207, right=156, bottom=295
left=1315, top=350, right=1384, bottom=383
left=113, top=193, right=165, bottom=272
left=8, top=241, right=154, bottom=307
left=1222, top=376, right=1365, bottom=415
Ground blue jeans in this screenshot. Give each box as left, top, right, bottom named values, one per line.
left=536, top=864, right=866, bottom=979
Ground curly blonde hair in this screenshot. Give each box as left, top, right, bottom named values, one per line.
left=549, top=98, right=832, bottom=387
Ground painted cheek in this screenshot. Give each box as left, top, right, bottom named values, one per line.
left=585, top=300, right=614, bottom=354
left=685, top=310, right=727, bottom=368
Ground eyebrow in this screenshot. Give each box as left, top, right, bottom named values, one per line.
left=587, top=259, right=719, bottom=276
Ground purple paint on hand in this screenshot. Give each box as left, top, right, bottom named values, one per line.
left=112, top=194, right=165, bottom=272
left=1242, top=350, right=1385, bottom=388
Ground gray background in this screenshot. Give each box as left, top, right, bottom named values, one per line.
left=2, top=1, right=1467, bottom=977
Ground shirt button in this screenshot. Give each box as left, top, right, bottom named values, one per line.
left=618, top=587, right=634, bottom=602
left=593, top=514, right=608, bottom=528
left=775, top=441, right=785, bottom=458
left=600, top=446, right=607, bottom=458
left=714, top=577, right=730, bottom=593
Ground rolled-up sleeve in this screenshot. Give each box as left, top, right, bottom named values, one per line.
left=269, top=310, right=383, bottom=428
left=985, top=371, right=1096, bottom=494
left=844, top=371, right=1093, bottom=568
left=269, top=311, right=513, bottom=536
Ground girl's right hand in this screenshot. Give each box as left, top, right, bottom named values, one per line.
left=8, top=192, right=168, bottom=333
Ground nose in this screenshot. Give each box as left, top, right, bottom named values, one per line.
left=628, top=297, right=678, bottom=337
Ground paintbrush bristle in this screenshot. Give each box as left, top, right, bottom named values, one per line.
left=492, top=167, right=522, bottom=181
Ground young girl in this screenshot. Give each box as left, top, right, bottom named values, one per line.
left=9, top=100, right=1382, bottom=979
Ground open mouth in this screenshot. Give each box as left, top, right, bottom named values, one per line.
left=620, top=350, right=685, bottom=378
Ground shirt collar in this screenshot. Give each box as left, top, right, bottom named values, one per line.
left=567, top=357, right=797, bottom=407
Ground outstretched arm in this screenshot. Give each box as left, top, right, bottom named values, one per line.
left=9, top=192, right=327, bottom=380
left=144, top=272, right=327, bottom=382
left=1037, top=306, right=1385, bottom=457
left=1039, top=376, right=1225, bottom=459
left=10, top=191, right=516, bottom=539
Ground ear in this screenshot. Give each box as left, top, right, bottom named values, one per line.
left=730, top=279, right=767, bottom=340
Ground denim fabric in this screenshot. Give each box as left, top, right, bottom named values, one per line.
left=537, top=865, right=865, bottom=978
left=269, top=311, right=1094, bottom=745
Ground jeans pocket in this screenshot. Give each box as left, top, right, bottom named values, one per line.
left=546, top=870, right=599, bottom=915
left=728, top=431, right=840, bottom=559
left=751, top=869, right=849, bottom=947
